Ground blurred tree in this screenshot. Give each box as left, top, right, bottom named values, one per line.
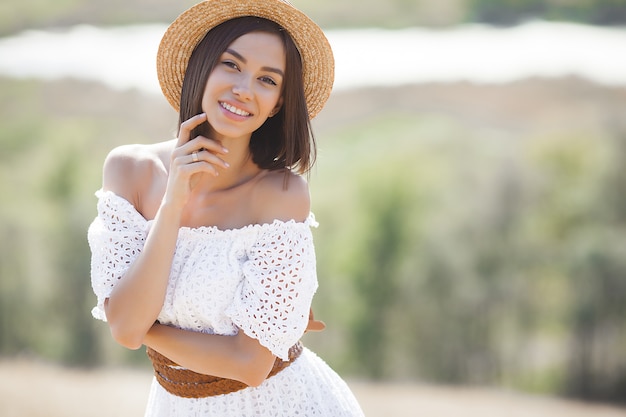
left=469, top=0, right=547, bottom=25
left=469, top=0, right=626, bottom=25
left=0, top=222, right=31, bottom=354
left=547, top=0, right=626, bottom=25
left=3, top=77, right=626, bottom=404
left=349, top=178, right=413, bottom=379
left=3, top=0, right=626, bottom=34
left=564, top=132, right=626, bottom=403
left=45, top=150, right=101, bottom=366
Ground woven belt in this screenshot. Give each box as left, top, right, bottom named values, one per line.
left=146, top=341, right=303, bottom=398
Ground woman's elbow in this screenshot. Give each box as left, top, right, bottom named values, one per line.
left=237, top=349, right=276, bottom=387
left=240, top=366, right=271, bottom=388
left=104, top=300, right=146, bottom=350
left=108, top=321, right=145, bottom=350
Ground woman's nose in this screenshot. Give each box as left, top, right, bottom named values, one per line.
left=232, top=75, right=253, bottom=100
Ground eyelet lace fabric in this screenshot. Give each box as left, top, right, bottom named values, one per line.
left=88, top=190, right=364, bottom=417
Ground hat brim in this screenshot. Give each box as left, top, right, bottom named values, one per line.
left=157, top=0, right=335, bottom=119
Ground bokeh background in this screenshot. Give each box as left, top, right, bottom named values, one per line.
left=2, top=1, right=626, bottom=416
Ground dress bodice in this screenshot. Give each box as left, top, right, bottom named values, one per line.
left=88, top=190, right=318, bottom=360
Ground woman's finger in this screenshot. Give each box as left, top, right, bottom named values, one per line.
left=168, top=149, right=228, bottom=180
left=174, top=136, right=229, bottom=162
left=175, top=113, right=208, bottom=147
left=305, top=308, right=326, bottom=333
left=176, top=158, right=220, bottom=178
left=185, top=149, right=230, bottom=172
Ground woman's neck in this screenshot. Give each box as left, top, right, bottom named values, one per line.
left=192, top=134, right=261, bottom=193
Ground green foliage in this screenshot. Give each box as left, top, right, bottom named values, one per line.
left=0, top=77, right=176, bottom=367
left=2, top=0, right=626, bottom=34
left=0, top=0, right=79, bottom=35
left=2, top=76, right=626, bottom=404
left=469, top=0, right=547, bottom=24
left=306, top=92, right=626, bottom=402
left=348, top=176, right=414, bottom=379
left=0, top=0, right=198, bottom=36
left=468, top=0, right=626, bottom=25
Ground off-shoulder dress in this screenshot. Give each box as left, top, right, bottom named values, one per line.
left=87, top=190, right=364, bottom=417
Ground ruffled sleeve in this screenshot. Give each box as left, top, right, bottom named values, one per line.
left=87, top=190, right=148, bottom=321
left=226, top=218, right=319, bottom=361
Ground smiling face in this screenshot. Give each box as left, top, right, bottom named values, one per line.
left=201, top=31, right=286, bottom=142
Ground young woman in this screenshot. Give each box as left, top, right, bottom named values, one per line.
left=88, top=0, right=364, bottom=415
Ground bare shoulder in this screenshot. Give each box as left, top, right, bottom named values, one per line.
left=102, top=141, right=172, bottom=208
left=253, top=170, right=311, bottom=224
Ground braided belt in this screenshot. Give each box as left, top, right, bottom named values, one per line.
left=146, top=342, right=303, bottom=398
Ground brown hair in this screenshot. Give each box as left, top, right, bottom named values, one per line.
left=179, top=16, right=316, bottom=175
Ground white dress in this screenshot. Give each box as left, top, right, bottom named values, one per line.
left=88, top=190, right=364, bottom=417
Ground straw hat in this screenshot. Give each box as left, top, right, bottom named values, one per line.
left=157, top=0, right=335, bottom=119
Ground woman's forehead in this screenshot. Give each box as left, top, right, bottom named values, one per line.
left=226, top=32, right=286, bottom=70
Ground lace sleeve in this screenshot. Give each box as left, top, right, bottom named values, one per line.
left=226, top=220, right=319, bottom=361
left=87, top=190, right=148, bottom=321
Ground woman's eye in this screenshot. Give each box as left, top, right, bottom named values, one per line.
left=260, top=76, right=277, bottom=86
left=222, top=61, right=239, bottom=70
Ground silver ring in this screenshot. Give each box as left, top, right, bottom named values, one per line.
left=191, top=151, right=199, bottom=163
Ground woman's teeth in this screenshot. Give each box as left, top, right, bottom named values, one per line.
left=221, top=102, right=250, bottom=116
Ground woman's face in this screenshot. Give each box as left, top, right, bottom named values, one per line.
left=201, top=31, right=285, bottom=141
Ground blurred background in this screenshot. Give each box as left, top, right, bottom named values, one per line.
left=1, top=0, right=626, bottom=416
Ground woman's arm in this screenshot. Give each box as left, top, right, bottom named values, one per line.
left=101, top=148, right=184, bottom=350
left=103, top=197, right=183, bottom=348
left=143, top=307, right=323, bottom=387
left=103, top=114, right=229, bottom=349
left=145, top=305, right=325, bottom=387
left=145, top=323, right=276, bottom=387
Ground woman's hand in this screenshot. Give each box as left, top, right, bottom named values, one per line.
left=146, top=322, right=276, bottom=387
left=305, top=308, right=326, bottom=333
left=163, top=113, right=230, bottom=209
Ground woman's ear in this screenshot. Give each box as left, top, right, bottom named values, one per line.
left=269, top=97, right=283, bottom=117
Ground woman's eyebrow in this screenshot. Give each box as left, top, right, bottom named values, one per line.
left=225, top=48, right=284, bottom=77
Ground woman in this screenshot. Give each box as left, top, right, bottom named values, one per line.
left=87, top=0, right=364, bottom=415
